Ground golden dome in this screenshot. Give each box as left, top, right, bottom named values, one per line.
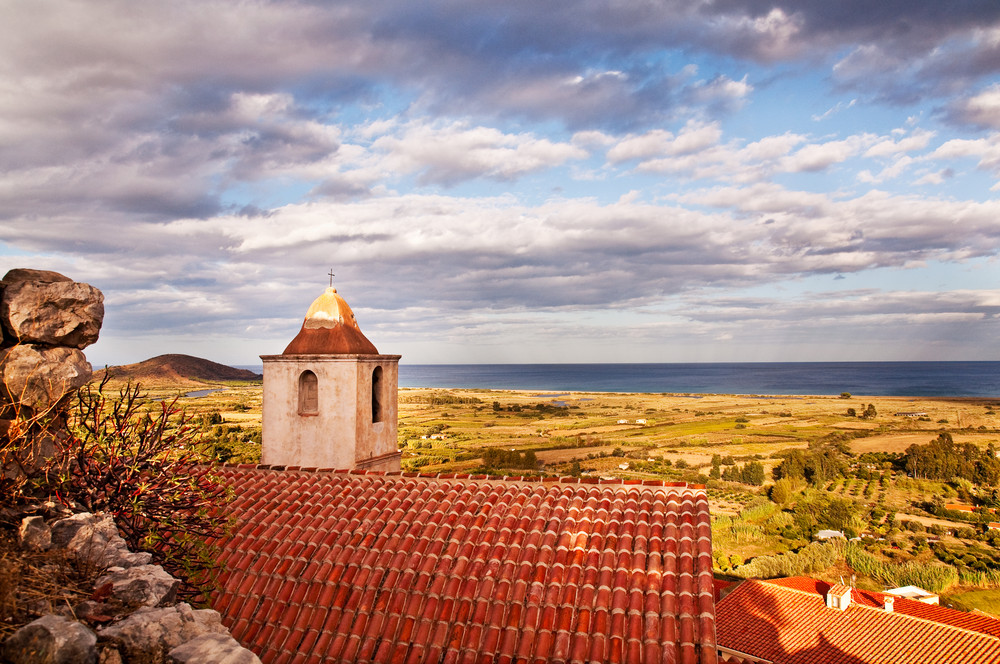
left=282, top=287, right=378, bottom=355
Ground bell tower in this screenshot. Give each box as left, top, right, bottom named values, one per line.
left=260, top=284, right=401, bottom=471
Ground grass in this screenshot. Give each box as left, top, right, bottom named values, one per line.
left=946, top=588, right=1000, bottom=617
left=0, top=522, right=96, bottom=640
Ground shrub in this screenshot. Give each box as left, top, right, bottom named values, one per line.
left=732, top=540, right=844, bottom=579
left=0, top=378, right=232, bottom=602
left=845, top=543, right=959, bottom=593
left=58, top=380, right=232, bottom=601
left=481, top=448, right=540, bottom=471
left=770, top=478, right=793, bottom=505
left=0, top=397, right=67, bottom=505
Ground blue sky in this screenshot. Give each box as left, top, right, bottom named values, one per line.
left=2, top=1, right=999, bottom=366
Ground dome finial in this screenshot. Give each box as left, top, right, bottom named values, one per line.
left=327, top=268, right=335, bottom=288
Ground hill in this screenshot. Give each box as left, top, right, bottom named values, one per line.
left=95, top=354, right=262, bottom=387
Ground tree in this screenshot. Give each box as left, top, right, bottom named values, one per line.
left=840, top=392, right=852, bottom=399
left=905, top=432, right=1000, bottom=485
left=709, top=457, right=721, bottom=480
left=846, top=408, right=857, bottom=417
left=861, top=403, right=877, bottom=420
left=741, top=461, right=766, bottom=486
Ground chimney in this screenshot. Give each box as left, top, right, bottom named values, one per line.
left=884, top=595, right=894, bottom=613
left=825, top=585, right=852, bottom=611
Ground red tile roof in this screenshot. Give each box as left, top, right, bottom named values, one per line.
left=716, top=577, right=1000, bottom=663
left=769, top=577, right=1000, bottom=639
left=210, top=466, right=719, bottom=664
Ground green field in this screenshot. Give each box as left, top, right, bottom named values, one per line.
left=150, top=381, right=1000, bottom=611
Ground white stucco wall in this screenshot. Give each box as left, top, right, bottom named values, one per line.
left=260, top=354, right=401, bottom=469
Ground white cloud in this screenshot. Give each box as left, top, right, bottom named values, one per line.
left=812, top=99, right=856, bottom=122
left=370, top=121, right=588, bottom=185
left=912, top=169, right=951, bottom=186
left=781, top=135, right=872, bottom=172
left=864, top=128, right=935, bottom=158
left=857, top=156, right=914, bottom=183
left=606, top=129, right=678, bottom=163
left=927, top=134, right=1000, bottom=181
left=950, top=84, right=1000, bottom=130
left=688, top=74, right=753, bottom=110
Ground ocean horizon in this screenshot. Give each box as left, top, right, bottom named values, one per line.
left=234, top=361, right=1000, bottom=397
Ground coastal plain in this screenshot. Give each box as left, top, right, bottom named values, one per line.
left=160, top=383, right=1000, bottom=614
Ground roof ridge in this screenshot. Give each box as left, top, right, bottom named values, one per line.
left=219, top=462, right=707, bottom=490
left=849, top=592, right=1000, bottom=642
left=755, top=579, right=827, bottom=600
left=757, top=578, right=1000, bottom=642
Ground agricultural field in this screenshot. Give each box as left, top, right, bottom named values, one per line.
left=139, top=381, right=1000, bottom=616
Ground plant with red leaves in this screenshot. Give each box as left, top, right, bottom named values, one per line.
left=57, top=376, right=232, bottom=601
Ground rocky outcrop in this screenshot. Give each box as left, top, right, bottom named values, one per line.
left=50, top=513, right=152, bottom=569
left=100, top=604, right=228, bottom=664
left=1, top=271, right=103, bottom=349
left=0, top=268, right=103, bottom=410
left=166, top=634, right=260, bottom=664
left=95, top=566, right=180, bottom=610
left=2, top=512, right=260, bottom=664
left=0, top=345, right=93, bottom=410
left=0, top=269, right=103, bottom=482
left=2, top=614, right=97, bottom=664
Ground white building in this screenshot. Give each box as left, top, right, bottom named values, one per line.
left=261, top=286, right=401, bottom=471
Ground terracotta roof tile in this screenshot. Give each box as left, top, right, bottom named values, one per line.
left=717, top=577, right=1000, bottom=663
left=209, top=467, right=717, bottom=663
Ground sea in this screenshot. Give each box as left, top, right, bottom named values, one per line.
left=234, top=361, right=1000, bottom=397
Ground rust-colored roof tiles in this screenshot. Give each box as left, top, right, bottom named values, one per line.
left=716, top=577, right=1000, bottom=664
left=210, top=467, right=717, bottom=663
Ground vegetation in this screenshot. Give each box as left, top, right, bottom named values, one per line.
left=730, top=539, right=845, bottom=579
left=1, top=377, right=233, bottom=602
left=905, top=433, right=1000, bottom=485
left=51, top=377, right=1000, bottom=615
left=480, top=448, right=540, bottom=472
left=721, top=460, right=765, bottom=485
left=846, top=544, right=959, bottom=593
left=772, top=435, right=851, bottom=486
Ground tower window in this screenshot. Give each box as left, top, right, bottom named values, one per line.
left=372, top=366, right=383, bottom=423
left=298, top=370, right=318, bottom=415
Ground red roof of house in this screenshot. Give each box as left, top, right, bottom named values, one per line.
left=210, top=466, right=719, bottom=664
left=716, top=577, right=1000, bottom=663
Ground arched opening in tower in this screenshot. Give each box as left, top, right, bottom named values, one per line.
left=372, top=366, right=383, bottom=423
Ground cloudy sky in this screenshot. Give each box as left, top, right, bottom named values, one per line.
left=3, top=1, right=1000, bottom=366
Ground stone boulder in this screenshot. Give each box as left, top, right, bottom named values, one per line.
left=2, top=614, right=97, bottom=664
left=95, top=565, right=179, bottom=609
left=0, top=345, right=92, bottom=409
left=19, top=515, right=52, bottom=551
left=51, top=513, right=152, bottom=569
left=99, top=604, right=227, bottom=664
left=168, top=634, right=262, bottom=664
left=0, top=269, right=103, bottom=349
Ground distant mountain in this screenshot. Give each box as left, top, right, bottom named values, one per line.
left=95, top=354, right=262, bottom=387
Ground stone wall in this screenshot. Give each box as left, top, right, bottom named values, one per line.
left=3, top=510, right=260, bottom=664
